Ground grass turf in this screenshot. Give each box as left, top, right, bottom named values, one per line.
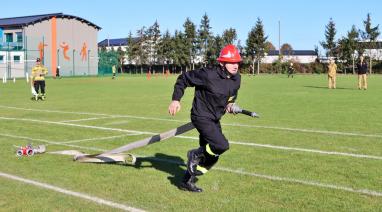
left=0, top=73, right=381, bottom=211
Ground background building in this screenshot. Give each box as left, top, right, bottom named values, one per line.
left=263, top=50, right=318, bottom=64
left=0, top=13, right=101, bottom=78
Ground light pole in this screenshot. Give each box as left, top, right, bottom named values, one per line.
left=72, top=49, right=75, bottom=76
left=87, top=49, right=90, bottom=75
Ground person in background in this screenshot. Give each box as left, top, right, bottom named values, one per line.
left=356, top=56, right=368, bottom=90
left=327, top=58, right=337, bottom=89
left=56, top=66, right=61, bottom=79
left=31, top=58, right=48, bottom=100
left=287, top=62, right=295, bottom=78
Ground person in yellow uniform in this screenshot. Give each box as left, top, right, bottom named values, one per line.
left=31, top=58, right=48, bottom=100
left=327, top=58, right=337, bottom=89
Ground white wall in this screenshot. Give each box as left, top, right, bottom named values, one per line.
left=262, top=55, right=317, bottom=64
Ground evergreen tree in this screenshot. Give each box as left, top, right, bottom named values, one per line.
left=172, top=30, right=189, bottom=72
left=337, top=25, right=359, bottom=74
left=320, top=18, right=337, bottom=57
left=360, top=13, right=380, bottom=74
left=245, top=17, right=268, bottom=74
left=207, top=35, right=223, bottom=65
left=157, top=30, right=173, bottom=73
left=117, top=46, right=125, bottom=73
left=135, top=26, right=149, bottom=74
left=222, top=28, right=237, bottom=45
left=147, top=20, right=161, bottom=70
left=126, top=31, right=135, bottom=65
left=197, top=13, right=212, bottom=65
left=183, top=18, right=197, bottom=70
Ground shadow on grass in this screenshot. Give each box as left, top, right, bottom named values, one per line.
left=131, top=153, right=186, bottom=188
left=303, top=85, right=355, bottom=90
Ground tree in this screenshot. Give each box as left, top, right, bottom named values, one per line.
left=337, top=25, right=359, bottom=74
left=172, top=30, right=188, bottom=72
left=197, top=13, right=212, bottom=65
left=360, top=13, right=380, bottom=74
left=157, top=30, right=173, bottom=73
left=183, top=18, right=197, bottom=70
left=264, top=41, right=276, bottom=52
left=245, top=17, right=268, bottom=75
left=126, top=31, right=135, bottom=65
left=280, top=43, right=293, bottom=56
left=320, top=18, right=337, bottom=57
left=147, top=20, right=161, bottom=71
left=116, top=46, right=125, bottom=73
left=207, top=35, right=223, bottom=65
left=222, top=28, right=237, bottom=45
left=135, top=26, right=149, bottom=74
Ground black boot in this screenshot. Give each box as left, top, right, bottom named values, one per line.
left=187, top=147, right=206, bottom=176
left=178, top=171, right=203, bottom=192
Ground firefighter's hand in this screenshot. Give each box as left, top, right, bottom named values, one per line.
left=168, top=100, right=181, bottom=116
left=225, top=103, right=236, bottom=114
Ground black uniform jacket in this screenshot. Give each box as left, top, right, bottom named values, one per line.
left=356, top=62, right=368, bottom=75
left=172, top=66, right=241, bottom=121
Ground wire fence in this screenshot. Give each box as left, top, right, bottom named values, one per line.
left=0, top=36, right=98, bottom=79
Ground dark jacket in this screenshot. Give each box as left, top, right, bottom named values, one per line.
left=356, top=62, right=368, bottom=75
left=172, top=66, right=241, bottom=121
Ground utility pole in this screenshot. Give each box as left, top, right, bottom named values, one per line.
left=278, top=21, right=281, bottom=57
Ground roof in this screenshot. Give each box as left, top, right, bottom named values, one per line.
left=267, top=50, right=317, bottom=56
left=0, top=13, right=101, bottom=30
left=98, top=38, right=128, bottom=47
left=98, top=38, right=140, bottom=47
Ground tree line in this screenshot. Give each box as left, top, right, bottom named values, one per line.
left=321, top=13, right=380, bottom=74
left=99, top=13, right=381, bottom=74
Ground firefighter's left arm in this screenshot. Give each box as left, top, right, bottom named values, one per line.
left=42, top=67, right=48, bottom=76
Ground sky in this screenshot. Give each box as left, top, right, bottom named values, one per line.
left=1, top=0, right=381, bottom=53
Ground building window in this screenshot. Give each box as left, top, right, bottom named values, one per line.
left=16, top=32, right=22, bottom=43
left=5, top=33, right=13, bottom=42
left=0, top=55, right=4, bottom=63
left=13, top=55, right=21, bottom=63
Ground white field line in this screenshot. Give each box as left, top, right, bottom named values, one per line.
left=225, top=122, right=382, bottom=138
left=0, top=172, right=145, bottom=212
left=59, top=117, right=112, bottom=123
left=60, top=133, right=142, bottom=145
left=131, top=156, right=382, bottom=197
left=214, top=167, right=382, bottom=197
left=1, top=105, right=382, bottom=138
left=1, top=133, right=382, bottom=198
left=0, top=116, right=155, bottom=135
left=1, top=116, right=382, bottom=161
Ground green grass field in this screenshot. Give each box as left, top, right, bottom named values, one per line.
left=0, top=73, right=381, bottom=211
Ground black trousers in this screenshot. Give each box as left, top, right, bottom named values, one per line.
left=191, top=116, right=229, bottom=155
left=34, top=80, right=46, bottom=94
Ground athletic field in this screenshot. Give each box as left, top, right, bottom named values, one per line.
left=0, top=74, right=381, bottom=211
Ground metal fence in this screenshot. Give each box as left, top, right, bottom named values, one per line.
left=0, top=36, right=98, bottom=80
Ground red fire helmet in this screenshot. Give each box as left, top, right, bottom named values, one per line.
left=217, top=44, right=242, bottom=63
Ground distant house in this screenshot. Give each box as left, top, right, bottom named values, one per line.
left=262, top=50, right=318, bottom=64
left=98, top=38, right=129, bottom=51
left=358, top=40, right=382, bottom=60
left=0, top=13, right=101, bottom=78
